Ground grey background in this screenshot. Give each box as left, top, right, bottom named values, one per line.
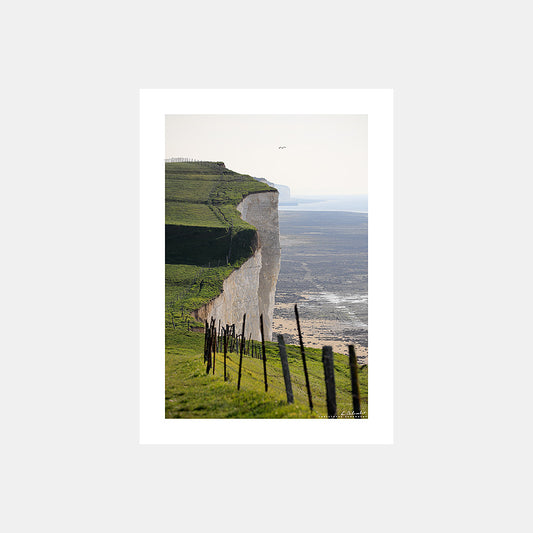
left=2, top=1, right=532, bottom=532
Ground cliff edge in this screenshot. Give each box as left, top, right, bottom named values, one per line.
left=165, top=161, right=280, bottom=341
left=237, top=191, right=281, bottom=340
left=193, top=190, right=281, bottom=340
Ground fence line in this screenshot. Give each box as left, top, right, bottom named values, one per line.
left=200, top=306, right=368, bottom=418
left=165, top=157, right=214, bottom=163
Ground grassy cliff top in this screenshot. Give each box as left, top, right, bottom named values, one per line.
left=165, top=162, right=276, bottom=228
left=165, top=161, right=277, bottom=324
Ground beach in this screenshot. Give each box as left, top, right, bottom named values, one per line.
left=272, top=210, right=368, bottom=362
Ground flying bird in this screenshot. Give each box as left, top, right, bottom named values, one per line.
left=278, top=146, right=286, bottom=149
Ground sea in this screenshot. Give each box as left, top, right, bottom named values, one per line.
left=278, top=194, right=368, bottom=214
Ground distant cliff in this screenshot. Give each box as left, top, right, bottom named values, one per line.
left=255, top=177, right=291, bottom=203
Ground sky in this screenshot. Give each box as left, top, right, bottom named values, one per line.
left=165, top=115, right=367, bottom=195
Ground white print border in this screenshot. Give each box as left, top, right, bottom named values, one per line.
left=140, top=89, right=393, bottom=444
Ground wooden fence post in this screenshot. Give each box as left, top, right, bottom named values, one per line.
left=277, top=334, right=294, bottom=404
left=322, top=346, right=337, bottom=418
left=295, top=304, right=313, bottom=410
left=203, top=320, right=209, bottom=363
left=260, top=314, right=268, bottom=392
left=225, top=323, right=229, bottom=351
left=206, top=327, right=212, bottom=374
left=348, top=345, right=361, bottom=417
left=224, top=327, right=228, bottom=381
left=237, top=314, right=246, bottom=390
left=212, top=326, right=216, bottom=375
left=210, top=317, right=216, bottom=354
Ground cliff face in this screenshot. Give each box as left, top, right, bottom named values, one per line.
left=193, top=190, right=281, bottom=341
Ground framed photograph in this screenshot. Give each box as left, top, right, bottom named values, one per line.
left=140, top=89, right=393, bottom=444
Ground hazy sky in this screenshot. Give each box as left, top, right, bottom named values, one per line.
left=165, top=115, right=367, bottom=195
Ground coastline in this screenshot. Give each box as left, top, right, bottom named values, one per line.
left=273, top=209, right=368, bottom=364
left=272, top=302, right=368, bottom=364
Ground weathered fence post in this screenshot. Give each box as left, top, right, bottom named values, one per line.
left=237, top=314, right=246, bottom=390
left=322, top=346, right=337, bottom=418
left=295, top=304, right=313, bottom=410
left=204, top=320, right=209, bottom=363
left=211, top=317, right=216, bottom=354
left=225, top=323, right=229, bottom=352
left=224, top=327, right=228, bottom=381
left=206, top=327, right=212, bottom=374
left=212, top=326, right=216, bottom=375
left=260, top=314, right=268, bottom=392
left=348, top=345, right=361, bottom=417
left=277, top=334, right=294, bottom=404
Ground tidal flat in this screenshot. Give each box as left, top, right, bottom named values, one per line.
left=272, top=210, right=368, bottom=362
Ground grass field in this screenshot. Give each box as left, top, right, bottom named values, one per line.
left=165, top=324, right=368, bottom=419
left=165, top=161, right=275, bottom=227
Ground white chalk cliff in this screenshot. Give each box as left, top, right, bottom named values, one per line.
left=193, top=190, right=281, bottom=341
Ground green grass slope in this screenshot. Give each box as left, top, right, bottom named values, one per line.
left=166, top=326, right=368, bottom=419
left=165, top=162, right=275, bottom=324
left=165, top=161, right=275, bottom=228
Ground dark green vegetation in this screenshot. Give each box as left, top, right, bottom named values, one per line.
left=165, top=225, right=257, bottom=266
left=165, top=162, right=274, bottom=323
left=166, top=325, right=368, bottom=419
